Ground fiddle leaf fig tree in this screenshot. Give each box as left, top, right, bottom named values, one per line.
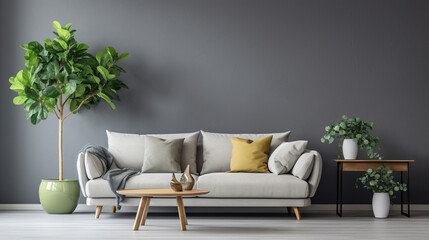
left=9, top=21, right=129, bottom=181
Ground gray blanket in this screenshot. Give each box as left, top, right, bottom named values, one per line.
left=80, top=145, right=139, bottom=210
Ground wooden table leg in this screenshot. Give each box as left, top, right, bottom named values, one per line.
left=176, top=196, right=187, bottom=231
left=133, top=197, right=147, bottom=231
left=183, top=207, right=188, bottom=225
left=141, top=197, right=151, bottom=225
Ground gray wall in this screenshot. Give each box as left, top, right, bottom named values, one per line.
left=1, top=0, right=428, bottom=204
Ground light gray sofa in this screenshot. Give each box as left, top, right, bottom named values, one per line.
left=77, top=131, right=322, bottom=220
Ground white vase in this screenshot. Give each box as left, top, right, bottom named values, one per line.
left=372, top=192, right=390, bottom=218
left=342, top=139, right=358, bottom=159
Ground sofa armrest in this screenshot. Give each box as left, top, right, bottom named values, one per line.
left=76, top=152, right=88, bottom=197
left=306, top=150, right=323, bottom=198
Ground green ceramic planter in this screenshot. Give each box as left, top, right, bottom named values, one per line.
left=39, top=179, right=80, bottom=214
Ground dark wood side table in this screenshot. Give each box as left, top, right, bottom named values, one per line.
left=333, top=159, right=414, bottom=217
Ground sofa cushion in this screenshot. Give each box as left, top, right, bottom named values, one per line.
left=267, top=140, right=308, bottom=175
left=196, top=172, right=309, bottom=198
left=86, top=173, right=199, bottom=198
left=229, top=136, right=272, bottom=173
left=84, top=152, right=105, bottom=180
left=107, top=131, right=145, bottom=171
left=292, top=152, right=315, bottom=180
left=141, top=136, right=184, bottom=173
left=200, top=131, right=291, bottom=174
left=106, top=130, right=200, bottom=174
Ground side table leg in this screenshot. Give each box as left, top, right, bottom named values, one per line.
left=401, top=163, right=411, bottom=218
left=133, top=197, right=147, bottom=231
left=336, top=162, right=339, bottom=217
left=336, top=162, right=343, bottom=217
left=176, top=196, right=187, bottom=231
left=401, top=171, right=404, bottom=214
left=408, top=163, right=411, bottom=217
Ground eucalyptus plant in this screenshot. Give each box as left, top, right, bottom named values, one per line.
left=355, top=164, right=407, bottom=199
left=321, top=115, right=382, bottom=159
left=9, top=21, right=129, bottom=181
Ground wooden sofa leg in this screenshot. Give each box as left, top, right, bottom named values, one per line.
left=95, top=206, right=103, bottom=219
left=287, top=207, right=292, bottom=214
left=112, top=206, right=116, bottom=213
left=293, top=207, right=301, bottom=220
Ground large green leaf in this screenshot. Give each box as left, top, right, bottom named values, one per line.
left=13, top=96, right=27, bottom=105
left=105, top=46, right=118, bottom=60
left=30, top=114, right=40, bottom=125
left=52, top=21, right=61, bottom=30
left=24, top=99, right=36, bottom=111
left=57, top=28, right=71, bottom=41
left=10, top=78, right=25, bottom=92
left=24, top=50, right=40, bottom=70
left=38, top=106, right=49, bottom=120
left=96, top=51, right=105, bottom=65
left=117, top=52, right=130, bottom=60
left=69, top=99, right=79, bottom=113
left=64, top=23, right=72, bottom=30
left=63, top=82, right=77, bottom=95
left=43, top=38, right=53, bottom=46
left=74, top=84, right=87, bottom=97
left=24, top=87, right=39, bottom=100
left=97, top=92, right=116, bottom=109
left=76, top=43, right=89, bottom=51
left=46, top=60, right=60, bottom=78
left=28, top=41, right=43, bottom=53
left=68, top=74, right=85, bottom=84
left=97, top=66, right=115, bottom=81
left=54, top=38, right=68, bottom=49
left=42, top=85, right=61, bottom=98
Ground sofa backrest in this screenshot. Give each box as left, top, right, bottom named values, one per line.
left=107, top=130, right=200, bottom=174
left=199, top=131, right=291, bottom=174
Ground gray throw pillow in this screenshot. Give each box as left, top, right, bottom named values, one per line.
left=267, top=140, right=308, bottom=175
left=141, top=136, right=185, bottom=173
left=292, top=152, right=315, bottom=180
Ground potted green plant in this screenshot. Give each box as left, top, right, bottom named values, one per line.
left=9, top=21, right=129, bottom=214
left=321, top=115, right=382, bottom=159
left=355, top=164, right=407, bottom=218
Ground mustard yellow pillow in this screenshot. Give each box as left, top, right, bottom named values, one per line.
left=228, top=135, right=273, bottom=173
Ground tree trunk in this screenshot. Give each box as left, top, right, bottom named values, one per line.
left=59, top=118, right=63, bottom=181
left=59, top=94, right=64, bottom=181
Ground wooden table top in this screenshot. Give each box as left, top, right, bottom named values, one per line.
left=117, top=188, right=210, bottom=197
left=333, top=159, right=414, bottom=163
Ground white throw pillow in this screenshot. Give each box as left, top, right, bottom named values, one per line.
left=106, top=130, right=200, bottom=174
left=267, top=141, right=308, bottom=175
left=200, top=131, right=291, bottom=174
left=292, top=152, right=315, bottom=180
left=84, top=152, right=106, bottom=180
left=107, top=131, right=145, bottom=170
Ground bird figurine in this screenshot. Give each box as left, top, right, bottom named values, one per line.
left=170, top=173, right=183, bottom=192
left=180, top=165, right=195, bottom=190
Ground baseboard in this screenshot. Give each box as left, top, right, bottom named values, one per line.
left=1, top=204, right=428, bottom=212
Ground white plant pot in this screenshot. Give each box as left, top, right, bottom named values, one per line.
left=372, top=192, right=390, bottom=218
left=342, top=139, right=358, bottom=159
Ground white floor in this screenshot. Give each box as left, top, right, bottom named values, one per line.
left=1, top=210, right=428, bottom=240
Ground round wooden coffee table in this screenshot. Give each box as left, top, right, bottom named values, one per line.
left=117, top=188, right=209, bottom=231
